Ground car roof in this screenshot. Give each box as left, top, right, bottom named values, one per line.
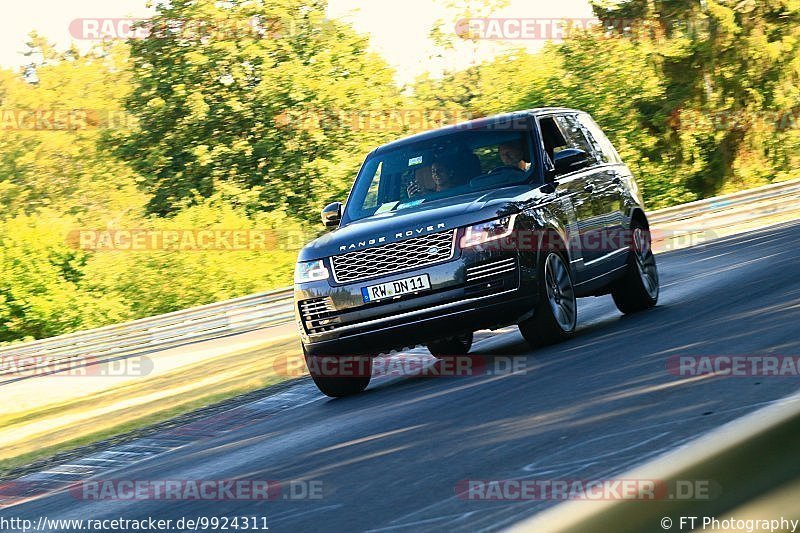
left=371, top=107, right=582, bottom=156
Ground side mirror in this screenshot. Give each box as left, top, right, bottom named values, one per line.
left=321, top=202, right=342, bottom=228
left=554, top=148, right=590, bottom=175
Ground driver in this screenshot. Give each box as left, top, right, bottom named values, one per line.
left=498, top=140, right=532, bottom=171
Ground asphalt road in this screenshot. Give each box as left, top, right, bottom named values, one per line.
left=3, top=220, right=800, bottom=532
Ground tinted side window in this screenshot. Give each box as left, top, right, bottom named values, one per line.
left=363, top=162, right=382, bottom=208
left=537, top=116, right=569, bottom=166
left=577, top=114, right=621, bottom=164
left=555, top=115, right=598, bottom=165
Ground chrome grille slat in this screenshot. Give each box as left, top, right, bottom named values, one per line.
left=467, top=264, right=515, bottom=277
left=300, top=304, right=330, bottom=312
left=466, top=257, right=518, bottom=282
left=300, top=300, right=332, bottom=308
left=467, top=267, right=516, bottom=282
left=466, top=258, right=516, bottom=273
left=331, top=230, right=456, bottom=283
left=300, top=300, right=331, bottom=307
left=302, top=307, right=329, bottom=314
left=299, top=297, right=337, bottom=334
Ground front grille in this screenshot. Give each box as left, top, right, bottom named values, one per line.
left=299, top=297, right=340, bottom=334
left=331, top=230, right=456, bottom=283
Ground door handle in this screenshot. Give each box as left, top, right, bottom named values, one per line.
left=584, top=184, right=594, bottom=193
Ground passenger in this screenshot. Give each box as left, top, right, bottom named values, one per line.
left=430, top=160, right=458, bottom=192
left=498, top=140, right=532, bottom=171
left=407, top=160, right=459, bottom=197
left=406, top=165, right=433, bottom=197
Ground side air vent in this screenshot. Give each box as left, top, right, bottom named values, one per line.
left=464, top=257, right=518, bottom=296
left=299, top=298, right=340, bottom=334
left=465, top=257, right=517, bottom=283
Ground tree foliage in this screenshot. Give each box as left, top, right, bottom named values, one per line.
left=1, top=0, right=798, bottom=343
left=113, top=0, right=404, bottom=221
left=412, top=0, right=800, bottom=207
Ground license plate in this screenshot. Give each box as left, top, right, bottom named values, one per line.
left=362, top=274, right=431, bottom=303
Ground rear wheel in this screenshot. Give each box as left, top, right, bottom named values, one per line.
left=519, top=251, right=577, bottom=348
left=304, top=348, right=372, bottom=397
left=427, top=332, right=474, bottom=358
left=612, top=221, right=659, bottom=314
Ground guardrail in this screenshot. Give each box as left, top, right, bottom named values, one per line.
left=509, top=391, right=800, bottom=533
left=0, top=287, right=293, bottom=381
left=647, top=177, right=800, bottom=225
left=1, top=177, right=798, bottom=376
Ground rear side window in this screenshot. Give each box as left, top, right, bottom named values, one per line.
left=577, top=114, right=621, bottom=164
left=554, top=115, right=598, bottom=165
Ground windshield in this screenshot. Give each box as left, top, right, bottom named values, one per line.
left=343, top=128, right=536, bottom=223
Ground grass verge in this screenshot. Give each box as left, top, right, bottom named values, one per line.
left=0, top=335, right=304, bottom=477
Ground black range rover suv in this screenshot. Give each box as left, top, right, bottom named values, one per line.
left=294, top=108, right=659, bottom=397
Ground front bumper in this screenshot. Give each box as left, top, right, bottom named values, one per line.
left=294, top=249, right=538, bottom=356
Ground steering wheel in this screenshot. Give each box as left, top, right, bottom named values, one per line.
left=487, top=165, right=524, bottom=175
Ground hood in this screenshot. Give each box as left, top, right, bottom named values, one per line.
left=298, top=185, right=543, bottom=261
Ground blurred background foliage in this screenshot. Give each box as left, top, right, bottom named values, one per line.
left=1, top=0, right=799, bottom=343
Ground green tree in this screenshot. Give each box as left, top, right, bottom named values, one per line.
left=0, top=35, right=145, bottom=222
left=0, top=211, right=129, bottom=342
left=592, top=0, right=800, bottom=195
left=114, top=0, right=404, bottom=223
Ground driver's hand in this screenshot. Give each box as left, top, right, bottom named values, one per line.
left=407, top=179, right=422, bottom=197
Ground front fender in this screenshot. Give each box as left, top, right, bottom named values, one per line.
left=520, top=201, right=573, bottom=276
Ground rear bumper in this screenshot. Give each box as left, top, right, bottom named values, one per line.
left=294, top=250, right=538, bottom=356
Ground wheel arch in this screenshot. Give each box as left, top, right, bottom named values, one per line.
left=628, top=207, right=650, bottom=230
left=529, top=218, right=571, bottom=265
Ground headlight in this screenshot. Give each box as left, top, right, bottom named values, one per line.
left=295, top=259, right=329, bottom=283
left=460, top=214, right=518, bottom=249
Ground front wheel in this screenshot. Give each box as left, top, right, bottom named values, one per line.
left=518, top=251, right=577, bottom=348
left=304, top=349, right=372, bottom=398
left=612, top=222, right=659, bottom=314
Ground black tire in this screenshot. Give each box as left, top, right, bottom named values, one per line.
left=518, top=250, right=577, bottom=348
left=612, top=220, right=659, bottom=314
left=426, top=332, right=474, bottom=358
left=304, top=349, right=372, bottom=398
